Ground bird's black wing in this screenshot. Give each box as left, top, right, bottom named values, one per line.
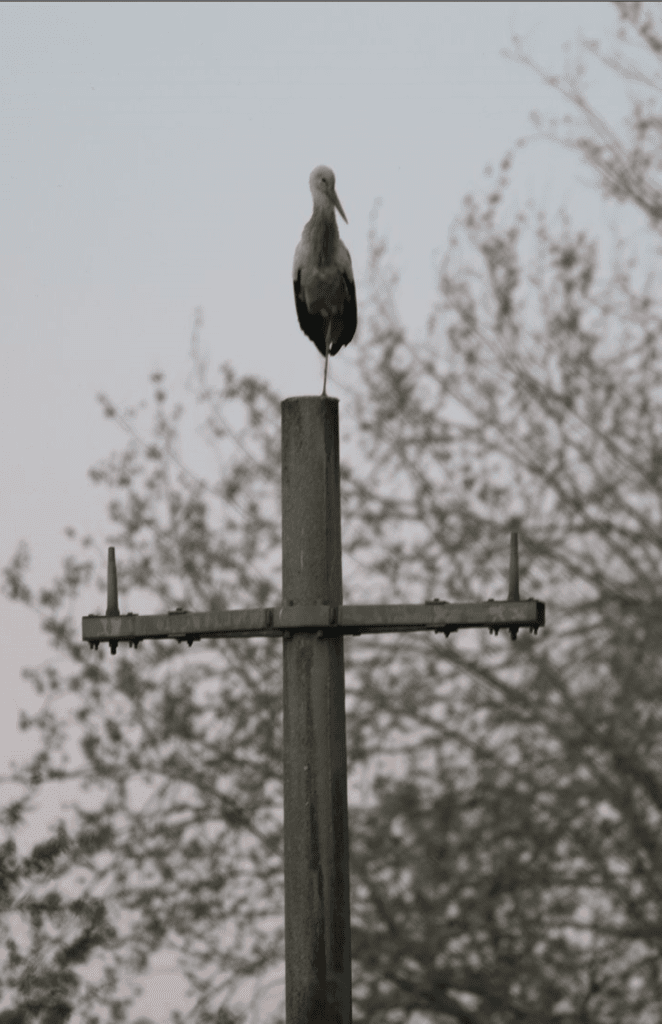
left=330, top=272, right=358, bottom=355
left=293, top=271, right=326, bottom=355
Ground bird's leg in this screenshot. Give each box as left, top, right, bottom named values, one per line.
left=322, top=320, right=333, bottom=396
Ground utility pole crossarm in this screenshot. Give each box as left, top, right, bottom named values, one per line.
left=82, top=598, right=544, bottom=649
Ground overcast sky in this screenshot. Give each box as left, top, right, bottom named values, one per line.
left=1, top=2, right=623, bottom=1017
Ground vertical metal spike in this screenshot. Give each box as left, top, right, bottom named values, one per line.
left=106, top=547, right=120, bottom=618
left=508, top=532, right=519, bottom=641
left=508, top=532, right=520, bottom=602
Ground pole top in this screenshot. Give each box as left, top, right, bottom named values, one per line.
left=282, top=395, right=339, bottom=407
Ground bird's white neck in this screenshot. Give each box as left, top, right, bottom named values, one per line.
left=306, top=202, right=339, bottom=267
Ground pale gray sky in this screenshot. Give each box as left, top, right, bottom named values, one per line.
left=1, top=1, right=622, bottom=1017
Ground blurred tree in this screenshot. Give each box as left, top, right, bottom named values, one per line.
left=3, top=3, right=662, bottom=1023
left=510, top=0, right=662, bottom=233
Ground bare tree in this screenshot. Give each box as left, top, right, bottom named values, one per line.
left=3, top=4, right=662, bottom=1022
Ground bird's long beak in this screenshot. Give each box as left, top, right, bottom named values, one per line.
left=332, top=190, right=348, bottom=224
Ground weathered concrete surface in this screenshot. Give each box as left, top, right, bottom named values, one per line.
left=281, top=396, right=351, bottom=1024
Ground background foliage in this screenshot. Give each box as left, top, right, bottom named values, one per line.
left=3, top=4, right=662, bottom=1022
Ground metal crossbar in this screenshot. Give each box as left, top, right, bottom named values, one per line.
left=83, top=598, right=544, bottom=649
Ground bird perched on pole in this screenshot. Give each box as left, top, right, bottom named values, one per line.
left=293, top=166, right=357, bottom=396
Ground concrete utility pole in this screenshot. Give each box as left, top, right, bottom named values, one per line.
left=83, top=396, right=545, bottom=1024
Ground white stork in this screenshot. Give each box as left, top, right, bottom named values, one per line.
left=293, top=166, right=357, bottom=395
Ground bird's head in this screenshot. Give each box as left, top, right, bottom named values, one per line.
left=309, top=165, right=348, bottom=223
